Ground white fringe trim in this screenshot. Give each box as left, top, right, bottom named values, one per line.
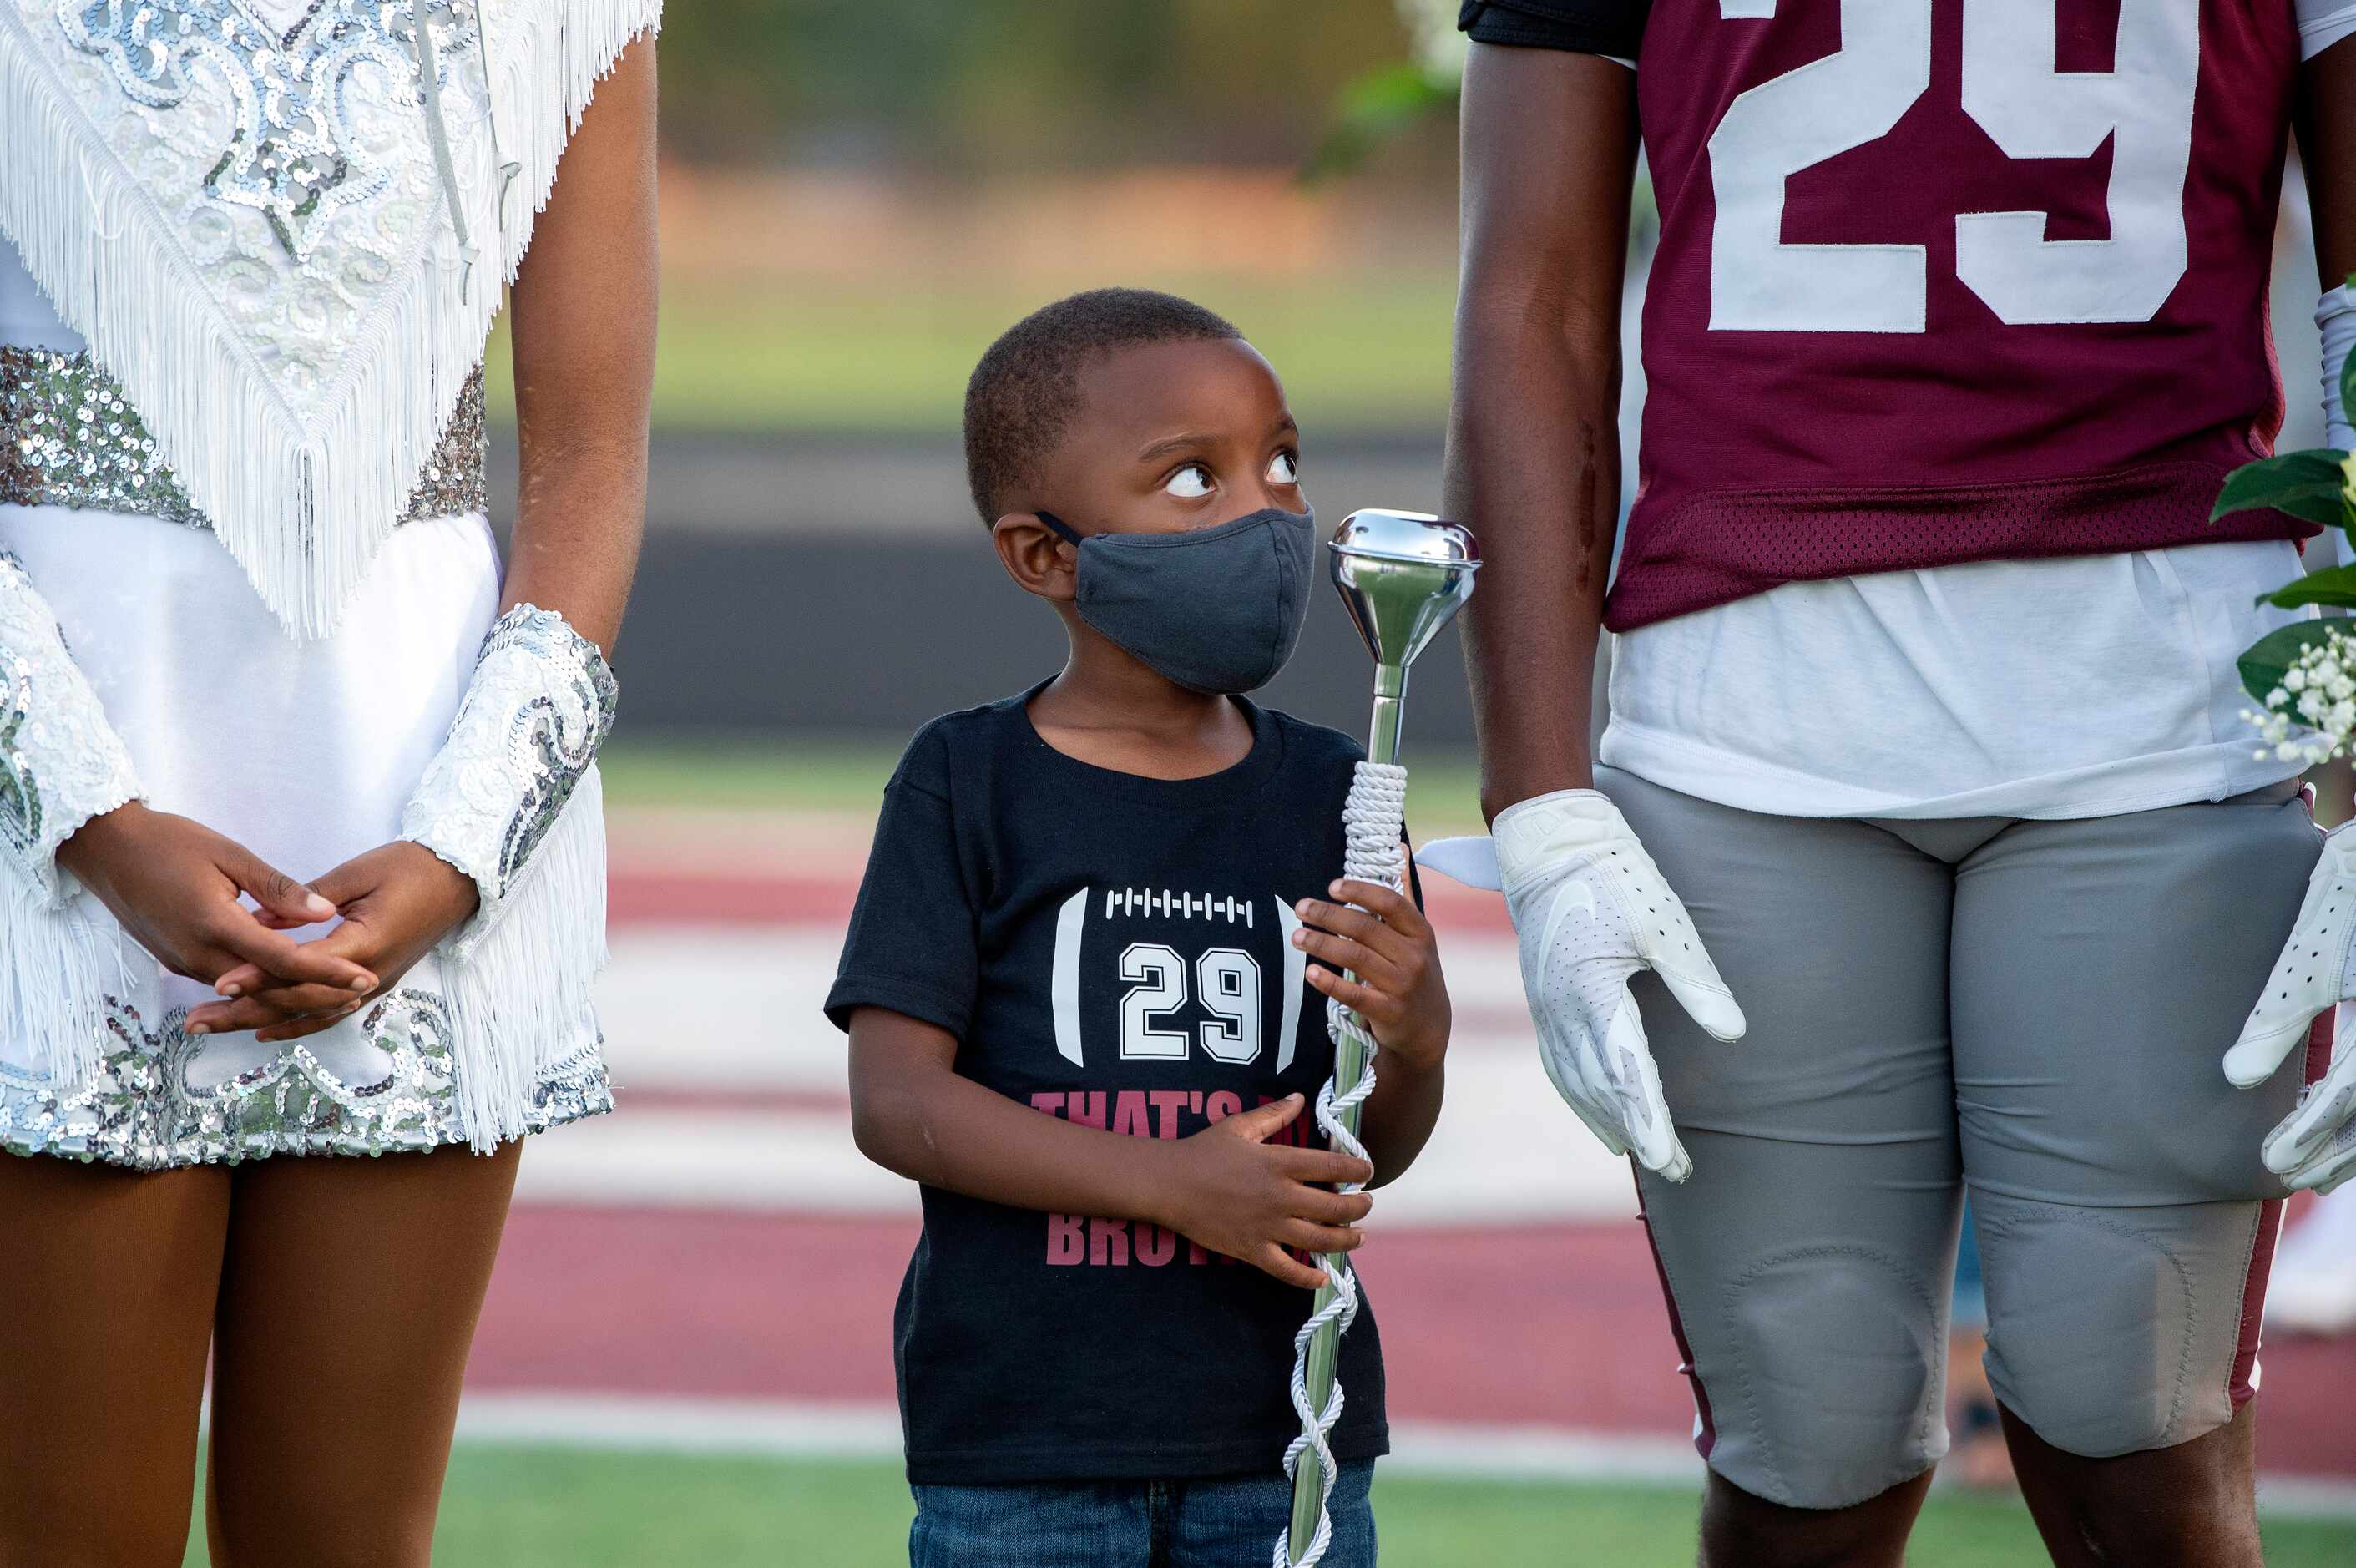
left=0, top=880, right=130, bottom=1088
left=439, top=762, right=609, bottom=1151
left=0, top=0, right=663, bottom=640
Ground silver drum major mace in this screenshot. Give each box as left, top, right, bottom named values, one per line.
left=1279, top=510, right=1478, bottom=1568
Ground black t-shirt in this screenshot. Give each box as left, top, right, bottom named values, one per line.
left=826, top=684, right=1391, bottom=1485
left=1459, top=0, right=1648, bottom=58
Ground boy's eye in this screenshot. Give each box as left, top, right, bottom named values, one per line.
left=1164, top=463, right=1215, bottom=499
left=1268, top=450, right=1300, bottom=485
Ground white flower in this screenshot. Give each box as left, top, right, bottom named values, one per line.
left=2239, top=623, right=2356, bottom=771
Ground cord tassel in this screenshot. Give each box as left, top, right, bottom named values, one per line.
left=1275, top=759, right=1407, bottom=1568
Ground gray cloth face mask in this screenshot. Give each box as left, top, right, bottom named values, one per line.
left=1035, top=506, right=1317, bottom=694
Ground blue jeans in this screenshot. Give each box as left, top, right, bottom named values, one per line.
left=909, top=1460, right=1376, bottom=1567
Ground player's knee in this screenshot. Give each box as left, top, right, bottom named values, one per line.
left=1981, top=1205, right=2222, bottom=1458
left=1709, top=1244, right=1944, bottom=1509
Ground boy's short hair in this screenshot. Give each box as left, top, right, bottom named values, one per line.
left=963, top=287, right=1242, bottom=526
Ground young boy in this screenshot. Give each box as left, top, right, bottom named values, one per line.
left=827, top=288, right=1454, bottom=1567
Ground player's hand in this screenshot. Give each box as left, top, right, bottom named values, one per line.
left=1292, top=878, right=1449, bottom=1075
left=57, top=802, right=378, bottom=995
left=1420, top=789, right=1744, bottom=1184
left=1156, top=1094, right=1373, bottom=1291
left=184, top=842, right=478, bottom=1044
left=2226, top=822, right=2356, bottom=1193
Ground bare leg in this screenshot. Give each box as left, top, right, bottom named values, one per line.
left=2001, top=1401, right=2262, bottom=1568
left=1696, top=1467, right=1934, bottom=1568
left=0, top=1156, right=230, bottom=1567
left=205, top=1141, right=522, bottom=1568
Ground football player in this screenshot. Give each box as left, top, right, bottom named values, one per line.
left=1438, top=2, right=2356, bottom=1562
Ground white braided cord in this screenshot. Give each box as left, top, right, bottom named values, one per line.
left=1276, top=760, right=1407, bottom=1567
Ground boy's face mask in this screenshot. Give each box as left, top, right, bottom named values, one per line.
left=1036, top=506, right=1316, bottom=695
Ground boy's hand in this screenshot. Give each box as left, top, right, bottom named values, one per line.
left=1292, top=878, right=1451, bottom=1075
left=1157, top=1095, right=1373, bottom=1291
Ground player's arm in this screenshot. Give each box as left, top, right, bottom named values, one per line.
left=2301, top=18, right=2356, bottom=453
left=1449, top=42, right=1639, bottom=822
left=2220, top=18, right=2356, bottom=1194
left=847, top=1009, right=1374, bottom=1289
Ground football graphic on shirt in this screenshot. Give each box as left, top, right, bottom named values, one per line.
left=1049, top=887, right=1312, bottom=1071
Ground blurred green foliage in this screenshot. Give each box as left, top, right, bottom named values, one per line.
left=657, top=1, right=1421, bottom=169
left=486, top=267, right=1459, bottom=434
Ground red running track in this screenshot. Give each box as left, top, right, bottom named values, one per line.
left=472, top=1206, right=2356, bottom=1479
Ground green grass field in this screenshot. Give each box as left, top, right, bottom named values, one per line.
left=487, top=270, right=1457, bottom=437
left=176, top=1446, right=2356, bottom=1566
left=600, top=736, right=1493, bottom=837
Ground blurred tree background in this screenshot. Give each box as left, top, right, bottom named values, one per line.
left=488, top=1, right=1469, bottom=439
left=655, top=0, right=1427, bottom=172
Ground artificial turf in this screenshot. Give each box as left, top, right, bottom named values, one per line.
left=179, top=1446, right=2356, bottom=1566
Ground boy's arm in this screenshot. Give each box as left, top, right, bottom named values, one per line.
left=1290, top=878, right=1452, bottom=1186
left=1356, top=1050, right=1444, bottom=1190
left=847, top=1007, right=1376, bottom=1290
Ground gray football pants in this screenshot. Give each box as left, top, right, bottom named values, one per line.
left=1597, top=766, right=2324, bottom=1510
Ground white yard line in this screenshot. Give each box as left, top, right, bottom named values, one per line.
left=447, top=1391, right=2356, bottom=1520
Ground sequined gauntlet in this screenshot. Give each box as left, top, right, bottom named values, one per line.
left=400, top=604, right=618, bottom=959
left=0, top=551, right=142, bottom=904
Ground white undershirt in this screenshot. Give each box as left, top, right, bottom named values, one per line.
left=1598, top=6, right=2349, bottom=822
left=1600, top=544, right=2308, bottom=819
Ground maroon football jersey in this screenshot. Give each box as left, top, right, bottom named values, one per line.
left=1609, top=0, right=2318, bottom=631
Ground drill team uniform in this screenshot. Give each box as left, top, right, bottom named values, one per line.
left=826, top=688, right=1391, bottom=1563
left=1464, top=0, right=2356, bottom=1509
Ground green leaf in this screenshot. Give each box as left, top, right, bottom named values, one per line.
left=2259, top=563, right=2356, bottom=609
left=1302, top=63, right=1459, bottom=185
left=2239, top=620, right=2343, bottom=708
left=2341, top=342, right=2356, bottom=436
left=2212, top=449, right=2352, bottom=529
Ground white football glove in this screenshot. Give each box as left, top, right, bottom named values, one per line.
left=1418, top=789, right=1745, bottom=1181
left=2225, top=822, right=2356, bottom=1195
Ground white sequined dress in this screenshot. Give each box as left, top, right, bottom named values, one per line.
left=0, top=0, right=655, bottom=1166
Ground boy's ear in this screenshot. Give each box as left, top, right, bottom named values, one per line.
left=991, top=513, right=1078, bottom=602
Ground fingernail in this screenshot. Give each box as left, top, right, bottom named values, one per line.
left=1330, top=880, right=1345, bottom=895
left=349, top=975, right=372, bottom=991
left=188, top=1023, right=209, bottom=1036
left=305, top=893, right=336, bottom=918
left=219, top=983, right=241, bottom=999
left=1291, top=931, right=1306, bottom=948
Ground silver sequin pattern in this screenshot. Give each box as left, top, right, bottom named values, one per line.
left=483, top=608, right=621, bottom=899
left=59, top=0, right=482, bottom=266
left=0, top=347, right=488, bottom=526
left=0, top=989, right=611, bottom=1168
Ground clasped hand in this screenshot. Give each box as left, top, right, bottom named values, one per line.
left=61, top=803, right=478, bottom=1044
